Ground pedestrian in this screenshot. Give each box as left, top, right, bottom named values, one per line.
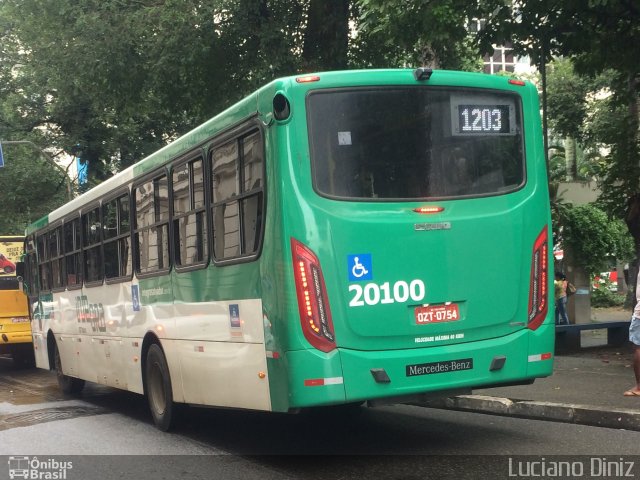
left=554, top=272, right=569, bottom=325
left=624, top=267, right=640, bottom=397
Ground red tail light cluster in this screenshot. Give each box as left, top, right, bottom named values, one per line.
left=291, top=238, right=336, bottom=352
left=528, top=227, right=549, bottom=330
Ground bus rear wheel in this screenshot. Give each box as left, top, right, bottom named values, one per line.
left=145, top=343, right=175, bottom=431
left=54, top=342, right=85, bottom=394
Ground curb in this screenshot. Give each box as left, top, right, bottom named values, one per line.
left=416, top=395, right=640, bottom=431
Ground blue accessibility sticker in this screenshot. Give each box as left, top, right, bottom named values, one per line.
left=131, top=285, right=140, bottom=312
left=229, top=304, right=241, bottom=328
left=347, top=254, right=373, bottom=282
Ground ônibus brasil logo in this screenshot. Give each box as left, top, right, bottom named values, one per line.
left=8, top=456, right=73, bottom=480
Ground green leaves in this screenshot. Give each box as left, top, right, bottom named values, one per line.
left=561, top=204, right=634, bottom=276
left=0, top=141, right=68, bottom=234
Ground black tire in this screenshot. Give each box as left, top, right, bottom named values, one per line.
left=4, top=266, right=14, bottom=274
left=54, top=342, right=85, bottom=394
left=145, top=343, right=175, bottom=431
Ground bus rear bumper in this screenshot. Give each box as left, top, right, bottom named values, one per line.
left=340, top=323, right=554, bottom=403
left=286, top=322, right=554, bottom=408
left=0, top=331, right=33, bottom=349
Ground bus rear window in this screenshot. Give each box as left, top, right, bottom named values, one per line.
left=307, top=87, right=524, bottom=200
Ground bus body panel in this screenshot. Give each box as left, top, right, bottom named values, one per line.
left=172, top=337, right=271, bottom=410
left=292, top=195, right=540, bottom=351
left=35, top=283, right=273, bottom=409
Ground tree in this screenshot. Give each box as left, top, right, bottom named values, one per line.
left=356, top=0, right=497, bottom=70
left=0, top=0, right=233, bottom=181
left=545, top=58, right=591, bottom=181
left=0, top=143, right=68, bottom=234
left=482, top=0, right=640, bottom=263
left=561, top=204, right=634, bottom=277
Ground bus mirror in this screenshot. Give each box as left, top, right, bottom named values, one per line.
left=273, top=93, right=291, bottom=121
left=16, top=261, right=25, bottom=277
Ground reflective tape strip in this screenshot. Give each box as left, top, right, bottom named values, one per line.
left=528, top=353, right=552, bottom=362
left=324, top=377, right=344, bottom=385
left=304, top=376, right=344, bottom=387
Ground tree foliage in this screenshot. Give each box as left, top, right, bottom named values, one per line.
left=0, top=144, right=68, bottom=234
left=356, top=0, right=498, bottom=70
left=483, top=0, right=640, bottom=260
left=545, top=58, right=591, bottom=141
left=561, top=204, right=634, bottom=276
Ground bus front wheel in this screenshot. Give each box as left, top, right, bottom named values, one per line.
left=54, top=342, right=85, bottom=394
left=145, top=343, right=175, bottom=431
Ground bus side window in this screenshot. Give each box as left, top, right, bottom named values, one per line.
left=172, top=157, right=208, bottom=269
left=36, top=235, right=50, bottom=292
left=82, top=206, right=103, bottom=284
left=210, top=130, right=264, bottom=261
left=64, top=218, right=83, bottom=288
left=103, top=193, right=132, bottom=280
left=135, top=176, right=170, bottom=275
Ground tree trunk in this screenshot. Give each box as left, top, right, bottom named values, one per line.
left=302, top=0, right=350, bottom=72
left=564, top=136, right=577, bottom=181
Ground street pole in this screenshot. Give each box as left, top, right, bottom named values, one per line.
left=0, top=140, right=74, bottom=201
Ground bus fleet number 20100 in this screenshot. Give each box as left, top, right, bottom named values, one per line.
left=348, top=279, right=425, bottom=307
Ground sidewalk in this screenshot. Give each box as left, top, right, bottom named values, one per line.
left=420, top=308, right=640, bottom=431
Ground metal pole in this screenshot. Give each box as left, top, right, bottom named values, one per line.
left=0, top=140, right=74, bottom=201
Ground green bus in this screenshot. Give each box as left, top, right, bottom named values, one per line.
left=22, top=68, right=553, bottom=431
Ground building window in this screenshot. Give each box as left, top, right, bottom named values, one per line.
left=482, top=43, right=526, bottom=74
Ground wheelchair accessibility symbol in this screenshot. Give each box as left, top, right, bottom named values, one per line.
left=347, top=254, right=373, bottom=281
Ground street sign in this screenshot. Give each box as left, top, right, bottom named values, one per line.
left=0, top=142, right=4, bottom=167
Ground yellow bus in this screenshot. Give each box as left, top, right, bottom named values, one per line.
left=0, top=235, right=33, bottom=366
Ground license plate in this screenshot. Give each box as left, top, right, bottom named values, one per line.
left=415, top=303, right=460, bottom=324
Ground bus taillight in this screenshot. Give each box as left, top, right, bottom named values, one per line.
left=291, top=238, right=336, bottom=352
left=527, top=227, right=549, bottom=330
